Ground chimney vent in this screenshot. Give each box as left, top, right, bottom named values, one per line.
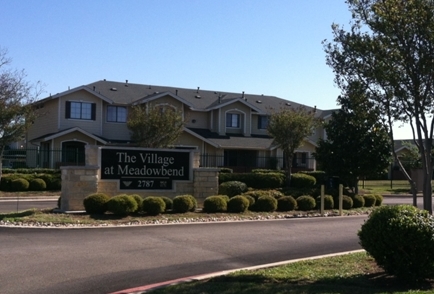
left=197, top=87, right=200, bottom=93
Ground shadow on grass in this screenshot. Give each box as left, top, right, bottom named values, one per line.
left=151, top=272, right=434, bottom=294
left=0, top=209, right=36, bottom=220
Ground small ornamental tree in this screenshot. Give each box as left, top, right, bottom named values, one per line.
left=127, top=103, right=185, bottom=148
left=267, top=106, right=318, bottom=187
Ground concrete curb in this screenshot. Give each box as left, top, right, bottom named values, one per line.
left=109, top=249, right=366, bottom=294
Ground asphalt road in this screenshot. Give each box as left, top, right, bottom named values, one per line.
left=0, top=216, right=366, bottom=294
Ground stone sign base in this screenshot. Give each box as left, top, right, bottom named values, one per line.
left=60, top=146, right=219, bottom=211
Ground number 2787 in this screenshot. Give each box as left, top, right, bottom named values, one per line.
left=138, top=180, right=154, bottom=188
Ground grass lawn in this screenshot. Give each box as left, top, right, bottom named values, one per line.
left=149, top=252, right=434, bottom=294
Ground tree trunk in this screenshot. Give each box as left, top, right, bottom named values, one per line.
left=285, top=152, right=293, bottom=187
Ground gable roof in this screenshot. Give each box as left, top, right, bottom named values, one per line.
left=36, top=80, right=333, bottom=117
left=29, top=127, right=108, bottom=144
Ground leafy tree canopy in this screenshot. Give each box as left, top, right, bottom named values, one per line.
left=323, top=0, right=434, bottom=212
left=267, top=106, right=319, bottom=187
left=127, top=103, right=185, bottom=148
left=0, top=48, right=42, bottom=171
left=315, top=82, right=392, bottom=194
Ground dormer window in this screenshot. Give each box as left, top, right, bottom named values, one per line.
left=226, top=113, right=240, bottom=128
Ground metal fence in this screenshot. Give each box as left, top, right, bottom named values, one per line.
left=2, top=148, right=85, bottom=169
left=199, top=154, right=315, bottom=173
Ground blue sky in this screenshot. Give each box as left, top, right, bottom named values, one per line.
left=1, top=0, right=412, bottom=139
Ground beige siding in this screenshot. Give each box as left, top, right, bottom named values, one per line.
left=26, top=99, right=59, bottom=146
left=59, top=90, right=103, bottom=135
left=251, top=114, right=269, bottom=135
left=101, top=101, right=131, bottom=141
left=184, top=109, right=209, bottom=129
left=176, top=132, right=204, bottom=150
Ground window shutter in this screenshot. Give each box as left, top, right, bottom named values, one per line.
left=91, top=103, right=96, bottom=120
left=65, top=101, right=71, bottom=118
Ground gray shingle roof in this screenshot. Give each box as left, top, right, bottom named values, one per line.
left=79, top=80, right=331, bottom=116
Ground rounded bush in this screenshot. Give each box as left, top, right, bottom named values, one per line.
left=11, top=178, right=29, bottom=191
left=242, top=194, right=255, bottom=209
left=373, top=194, right=383, bottom=206
left=38, top=174, right=61, bottom=190
left=254, top=196, right=278, bottom=212
left=227, top=196, right=250, bottom=213
left=297, top=195, right=316, bottom=211
left=161, top=196, right=173, bottom=211
left=29, top=178, right=47, bottom=191
left=242, top=190, right=270, bottom=201
left=342, top=195, right=353, bottom=209
left=290, top=173, right=316, bottom=188
left=130, top=194, right=143, bottom=212
left=358, top=205, right=434, bottom=282
left=277, top=196, right=297, bottom=211
left=83, top=193, right=110, bottom=214
left=107, top=195, right=138, bottom=216
left=173, top=195, right=196, bottom=213
left=203, top=196, right=227, bottom=213
left=218, top=181, right=248, bottom=197
left=363, top=194, right=376, bottom=207
left=315, top=195, right=334, bottom=210
left=142, top=197, right=166, bottom=216
left=352, top=195, right=365, bottom=208
left=268, top=190, right=284, bottom=199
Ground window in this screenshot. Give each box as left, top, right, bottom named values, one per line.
left=226, top=113, right=240, bottom=128
left=107, top=106, right=127, bottom=122
left=258, top=115, right=269, bottom=129
left=65, top=101, right=96, bottom=120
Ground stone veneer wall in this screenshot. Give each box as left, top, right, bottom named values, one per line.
left=60, top=145, right=219, bottom=211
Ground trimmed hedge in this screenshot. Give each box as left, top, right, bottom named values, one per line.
left=218, top=181, right=248, bottom=197
left=11, top=178, right=29, bottom=191
left=290, top=173, right=316, bottom=188
left=358, top=205, right=434, bottom=282
left=107, top=195, right=138, bottom=216
left=299, top=171, right=326, bottom=187
left=142, top=197, right=166, bottom=215
left=254, top=196, right=278, bottom=212
left=315, top=195, right=334, bottom=210
left=83, top=193, right=110, bottom=214
left=173, top=195, right=197, bottom=213
left=277, top=196, right=297, bottom=211
left=203, top=196, right=228, bottom=213
left=297, top=195, right=316, bottom=211
left=227, top=196, right=250, bottom=213
left=219, top=172, right=285, bottom=189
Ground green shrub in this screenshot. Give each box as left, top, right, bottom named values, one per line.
left=219, top=168, right=233, bottom=173
left=107, top=195, right=138, bottom=216
left=363, top=194, right=377, bottom=207
left=161, top=196, right=173, bottom=211
left=254, top=196, right=278, bottom=212
left=297, top=195, right=316, bottom=211
left=227, top=196, right=250, bottom=213
left=290, top=173, right=316, bottom=188
left=277, top=196, right=297, bottom=211
left=11, top=178, right=29, bottom=191
left=242, top=194, right=255, bottom=209
left=203, top=196, right=228, bottom=213
left=268, top=190, right=284, bottom=199
left=282, top=187, right=319, bottom=198
left=299, top=171, right=326, bottom=187
left=358, top=205, right=434, bottom=282
left=29, top=178, right=47, bottom=191
left=373, top=194, right=383, bottom=206
left=242, top=190, right=270, bottom=201
left=315, top=195, right=334, bottom=210
left=38, top=174, right=61, bottom=190
left=218, top=181, right=248, bottom=197
left=352, top=195, right=365, bottom=208
left=219, top=172, right=285, bottom=189
left=342, top=195, right=353, bottom=209
left=83, top=193, right=110, bottom=214
left=130, top=194, right=143, bottom=212
left=142, top=197, right=166, bottom=216
left=173, top=195, right=196, bottom=213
